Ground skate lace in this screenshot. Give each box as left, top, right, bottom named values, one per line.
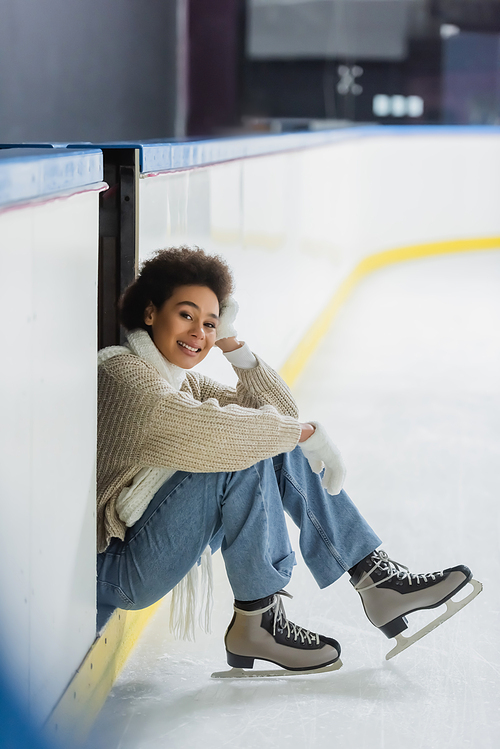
left=272, top=592, right=320, bottom=646
left=354, top=550, right=445, bottom=592
left=234, top=592, right=320, bottom=645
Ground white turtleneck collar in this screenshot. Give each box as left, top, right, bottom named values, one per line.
left=98, top=328, right=186, bottom=391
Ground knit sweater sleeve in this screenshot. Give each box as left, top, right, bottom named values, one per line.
left=145, top=392, right=300, bottom=472
left=185, top=353, right=299, bottom=418
left=99, top=355, right=301, bottom=477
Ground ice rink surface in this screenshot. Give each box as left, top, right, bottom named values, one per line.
left=86, top=250, right=500, bottom=749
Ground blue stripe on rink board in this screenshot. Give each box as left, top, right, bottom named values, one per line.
left=3, top=125, right=500, bottom=175
left=64, top=124, right=500, bottom=173
left=0, top=147, right=103, bottom=207
left=148, top=124, right=500, bottom=173
left=0, top=124, right=500, bottom=174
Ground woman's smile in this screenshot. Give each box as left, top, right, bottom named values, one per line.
left=177, top=340, right=201, bottom=355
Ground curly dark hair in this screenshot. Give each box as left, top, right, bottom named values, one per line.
left=119, top=246, right=234, bottom=331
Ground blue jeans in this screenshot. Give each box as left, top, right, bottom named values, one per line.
left=97, top=446, right=380, bottom=628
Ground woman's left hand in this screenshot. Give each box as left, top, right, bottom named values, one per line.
left=299, top=421, right=346, bottom=495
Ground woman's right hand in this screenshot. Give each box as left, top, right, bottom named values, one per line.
left=216, top=297, right=239, bottom=341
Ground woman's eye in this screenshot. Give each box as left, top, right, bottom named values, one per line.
left=205, top=322, right=216, bottom=329
left=180, top=312, right=192, bottom=320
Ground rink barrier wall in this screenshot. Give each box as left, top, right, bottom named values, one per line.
left=0, top=148, right=104, bottom=733
left=135, top=126, right=500, bottom=381
left=45, top=233, right=500, bottom=745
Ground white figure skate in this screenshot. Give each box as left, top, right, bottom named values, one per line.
left=350, top=549, right=482, bottom=660
left=211, top=591, right=342, bottom=679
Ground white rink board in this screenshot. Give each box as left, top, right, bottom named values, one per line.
left=0, top=191, right=99, bottom=723
left=138, top=130, right=500, bottom=384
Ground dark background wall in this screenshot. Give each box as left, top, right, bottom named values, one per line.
left=187, top=0, right=244, bottom=135
left=0, top=0, right=180, bottom=142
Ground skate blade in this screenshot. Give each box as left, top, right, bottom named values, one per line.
left=385, top=578, right=483, bottom=661
left=211, top=659, right=343, bottom=679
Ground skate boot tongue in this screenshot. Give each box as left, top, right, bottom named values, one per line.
left=350, top=549, right=447, bottom=592
left=270, top=593, right=319, bottom=644
left=350, top=549, right=400, bottom=589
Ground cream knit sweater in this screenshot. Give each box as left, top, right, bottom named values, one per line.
left=97, top=334, right=301, bottom=554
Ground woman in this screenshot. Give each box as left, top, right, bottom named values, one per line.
left=97, top=246, right=479, bottom=674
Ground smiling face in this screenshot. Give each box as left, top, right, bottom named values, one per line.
left=144, top=285, right=220, bottom=368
